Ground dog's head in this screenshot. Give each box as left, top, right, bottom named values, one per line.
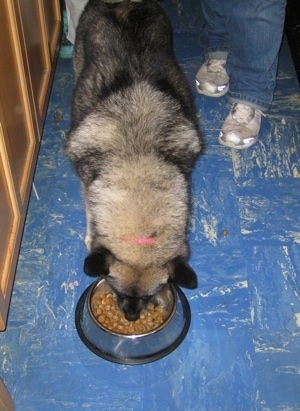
left=84, top=247, right=197, bottom=321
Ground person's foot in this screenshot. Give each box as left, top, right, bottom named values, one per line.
left=219, top=103, right=264, bottom=149
left=59, top=41, right=74, bottom=59
left=59, top=9, right=74, bottom=59
left=195, top=59, right=229, bottom=97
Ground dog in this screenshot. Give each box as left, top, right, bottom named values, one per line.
left=65, top=0, right=202, bottom=321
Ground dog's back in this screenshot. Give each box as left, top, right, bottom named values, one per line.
left=71, top=0, right=198, bottom=130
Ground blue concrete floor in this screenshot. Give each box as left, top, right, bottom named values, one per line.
left=1, top=1, right=300, bottom=410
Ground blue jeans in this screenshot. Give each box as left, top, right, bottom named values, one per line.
left=200, top=0, right=287, bottom=111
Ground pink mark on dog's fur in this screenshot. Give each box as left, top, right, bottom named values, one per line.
left=120, top=236, right=156, bottom=245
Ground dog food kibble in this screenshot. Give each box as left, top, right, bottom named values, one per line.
left=92, top=293, right=168, bottom=335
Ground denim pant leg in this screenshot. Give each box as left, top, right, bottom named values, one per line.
left=199, top=0, right=230, bottom=61
left=65, top=0, right=88, bottom=44
left=200, top=0, right=286, bottom=111
left=226, top=0, right=286, bottom=111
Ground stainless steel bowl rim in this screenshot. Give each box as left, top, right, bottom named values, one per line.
left=75, top=280, right=191, bottom=365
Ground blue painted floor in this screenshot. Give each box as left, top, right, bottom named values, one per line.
left=1, top=1, right=300, bottom=410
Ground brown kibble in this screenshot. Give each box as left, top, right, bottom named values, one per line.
left=98, top=315, right=105, bottom=323
left=91, top=292, right=168, bottom=335
left=222, top=229, right=228, bottom=236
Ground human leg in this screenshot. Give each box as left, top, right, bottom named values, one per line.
left=198, top=0, right=230, bottom=59
left=226, top=0, right=287, bottom=111
left=195, top=0, right=230, bottom=96
left=219, top=0, right=286, bottom=149
left=65, top=0, right=88, bottom=44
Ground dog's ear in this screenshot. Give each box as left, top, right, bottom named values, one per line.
left=84, top=248, right=112, bottom=277
left=169, top=256, right=197, bottom=289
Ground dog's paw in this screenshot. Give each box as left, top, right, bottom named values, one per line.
left=84, top=248, right=111, bottom=276
left=169, top=257, right=198, bottom=289
left=84, top=233, right=92, bottom=251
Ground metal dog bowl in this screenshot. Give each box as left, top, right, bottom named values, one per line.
left=75, top=278, right=191, bottom=365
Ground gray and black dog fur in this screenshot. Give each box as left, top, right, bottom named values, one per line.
left=65, top=0, right=202, bottom=321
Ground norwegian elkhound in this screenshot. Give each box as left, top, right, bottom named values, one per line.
left=65, top=0, right=202, bottom=321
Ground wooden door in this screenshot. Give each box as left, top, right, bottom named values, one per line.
left=0, top=0, right=61, bottom=331
left=0, top=2, right=37, bottom=206
left=42, top=0, right=62, bottom=62
left=0, top=106, right=20, bottom=331
left=0, top=378, right=14, bottom=411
